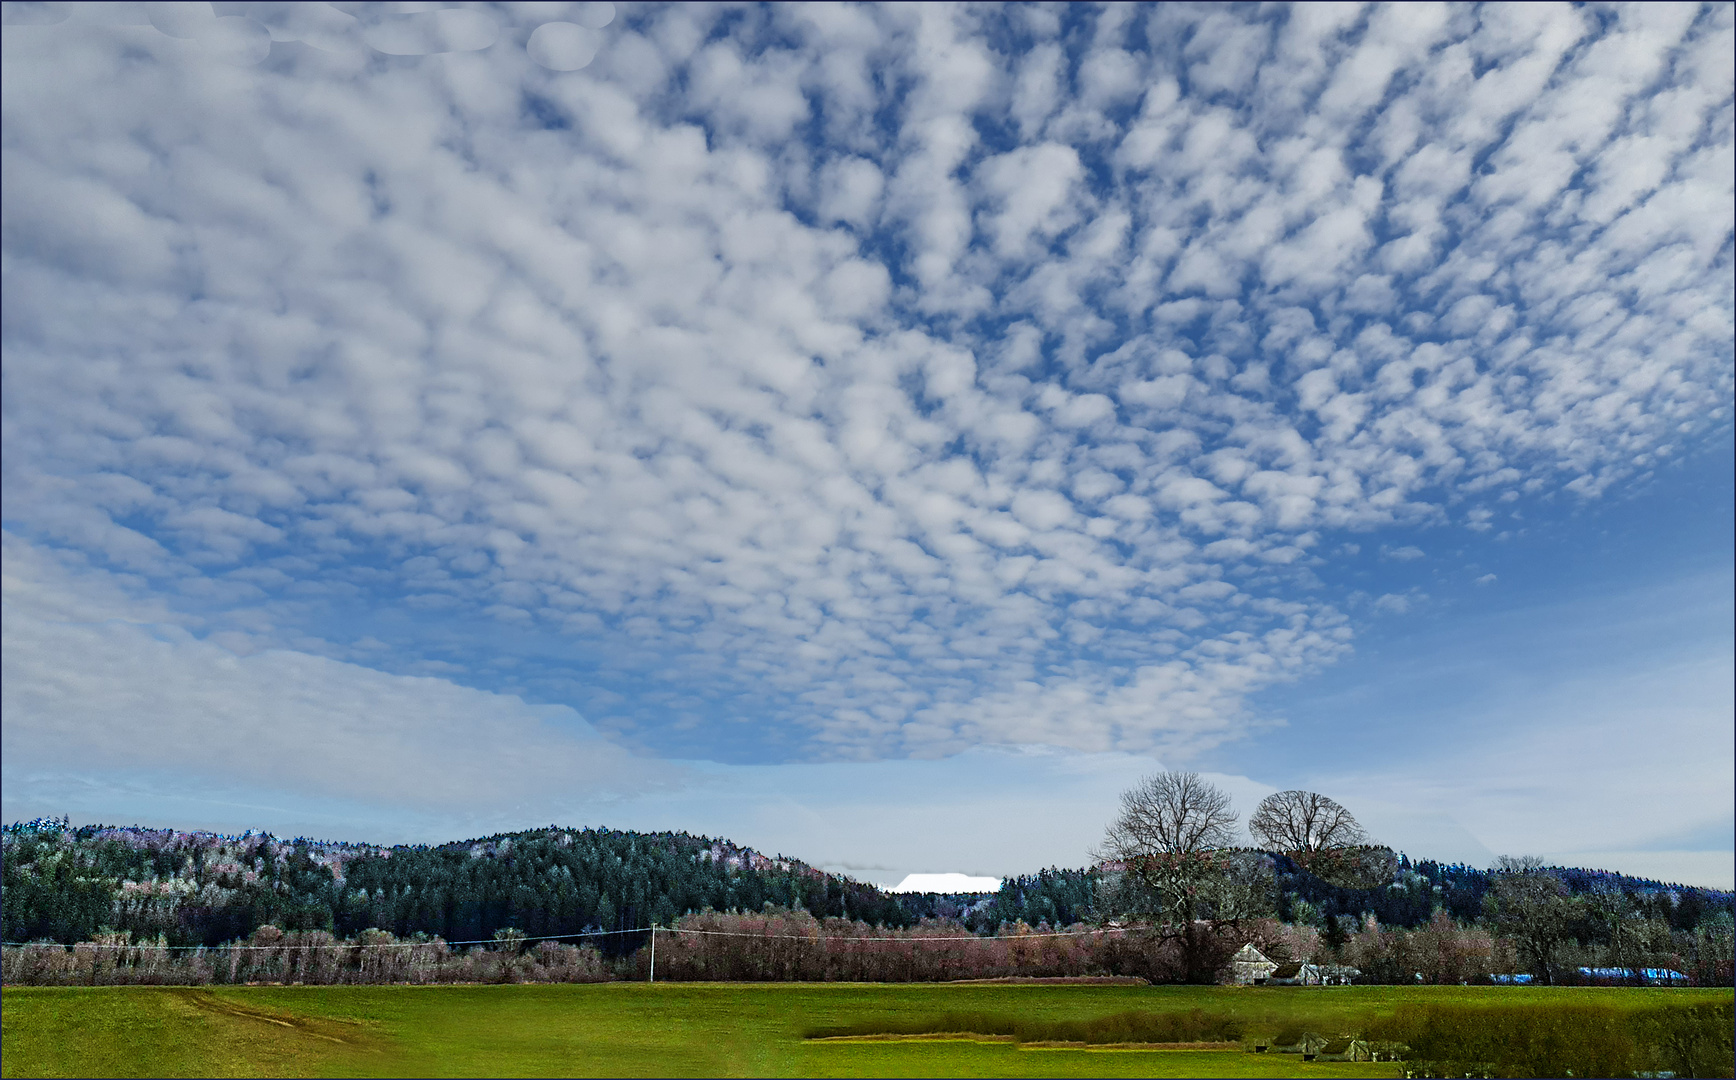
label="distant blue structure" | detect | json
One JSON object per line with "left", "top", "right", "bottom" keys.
{"left": 1489, "top": 973, "right": 1535, "bottom": 985}
{"left": 1578, "top": 967, "right": 1688, "bottom": 985}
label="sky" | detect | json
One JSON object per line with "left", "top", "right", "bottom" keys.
{"left": 2, "top": 1, "right": 1732, "bottom": 890}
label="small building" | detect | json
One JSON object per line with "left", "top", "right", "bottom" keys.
{"left": 1228, "top": 943, "right": 1279, "bottom": 985}
{"left": 1269, "top": 1031, "right": 1328, "bottom": 1055}
{"left": 1489, "top": 973, "right": 1535, "bottom": 985}
{"left": 1319, "top": 1037, "right": 1374, "bottom": 1062}
{"left": 1267, "top": 961, "right": 1361, "bottom": 986}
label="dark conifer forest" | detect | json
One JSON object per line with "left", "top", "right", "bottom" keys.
{"left": 2, "top": 820, "right": 917, "bottom": 949}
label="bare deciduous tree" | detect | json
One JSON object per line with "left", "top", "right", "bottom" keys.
{"left": 1484, "top": 855, "right": 1574, "bottom": 985}
{"left": 1248, "top": 789, "right": 1395, "bottom": 889}
{"left": 1100, "top": 772, "right": 1239, "bottom": 901}
{"left": 1248, "top": 790, "right": 1369, "bottom": 853}
{"left": 1097, "top": 771, "right": 1242, "bottom": 983}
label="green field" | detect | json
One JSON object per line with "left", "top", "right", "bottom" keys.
{"left": 3, "top": 983, "right": 1729, "bottom": 1078}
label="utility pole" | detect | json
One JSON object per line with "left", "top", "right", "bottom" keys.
{"left": 648, "top": 925, "right": 656, "bottom": 983}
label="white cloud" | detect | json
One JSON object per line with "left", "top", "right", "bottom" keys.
{"left": 1, "top": 4, "right": 1730, "bottom": 776}
{"left": 527, "top": 22, "right": 601, "bottom": 72}
{"left": 816, "top": 155, "right": 884, "bottom": 228}
{"left": 1371, "top": 593, "right": 1413, "bottom": 615}
{"left": 0, "top": 538, "right": 1280, "bottom": 879}
{"left": 1, "top": 534, "right": 668, "bottom": 811}
{"left": 1009, "top": 41, "right": 1062, "bottom": 139}
{"left": 361, "top": 8, "right": 497, "bottom": 56}
{"left": 974, "top": 143, "right": 1085, "bottom": 260}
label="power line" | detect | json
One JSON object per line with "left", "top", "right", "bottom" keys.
{"left": 0, "top": 923, "right": 638, "bottom": 951}
{"left": 2, "top": 924, "right": 1134, "bottom": 952}
{"left": 661, "top": 925, "right": 1132, "bottom": 942}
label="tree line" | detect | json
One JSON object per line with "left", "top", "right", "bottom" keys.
{"left": 4, "top": 802, "right": 1732, "bottom": 988}
{"left": 1092, "top": 774, "right": 1733, "bottom": 986}
{"left": 0, "top": 909, "right": 1508, "bottom": 988}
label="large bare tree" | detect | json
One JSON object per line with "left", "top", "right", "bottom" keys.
{"left": 1248, "top": 790, "right": 1368, "bottom": 852}
{"left": 1097, "top": 771, "right": 1245, "bottom": 982}
{"left": 1101, "top": 772, "right": 1238, "bottom": 884}
{"left": 1248, "top": 789, "right": 1395, "bottom": 889}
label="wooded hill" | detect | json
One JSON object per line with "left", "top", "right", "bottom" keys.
{"left": 4, "top": 818, "right": 1731, "bottom": 952}
{"left": 3, "top": 820, "right": 909, "bottom": 949}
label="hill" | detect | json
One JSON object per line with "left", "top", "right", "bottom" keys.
{"left": 1, "top": 819, "right": 926, "bottom": 949}
{"left": 4, "top": 818, "right": 1731, "bottom": 953}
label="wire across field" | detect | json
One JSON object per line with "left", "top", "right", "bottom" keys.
{"left": 1, "top": 921, "right": 1133, "bottom": 950}
{"left": 3, "top": 982, "right": 1728, "bottom": 1079}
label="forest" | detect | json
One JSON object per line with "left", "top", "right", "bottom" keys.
{"left": 1, "top": 818, "right": 913, "bottom": 949}
{"left": 3, "top": 817, "right": 1732, "bottom": 987}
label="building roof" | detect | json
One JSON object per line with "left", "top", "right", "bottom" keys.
{"left": 1232, "top": 943, "right": 1275, "bottom": 964}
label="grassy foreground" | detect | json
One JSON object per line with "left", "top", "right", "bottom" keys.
{"left": 4, "top": 983, "right": 1729, "bottom": 1078}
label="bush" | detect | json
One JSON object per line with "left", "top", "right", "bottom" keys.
{"left": 1, "top": 927, "right": 612, "bottom": 986}
{"left": 1629, "top": 1001, "right": 1735, "bottom": 1079}
{"left": 643, "top": 907, "right": 1130, "bottom": 982}
{"left": 1369, "top": 1001, "right": 1735, "bottom": 1079}
{"left": 806, "top": 1008, "right": 1244, "bottom": 1045}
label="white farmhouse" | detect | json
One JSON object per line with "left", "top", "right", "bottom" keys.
{"left": 1227, "top": 943, "right": 1279, "bottom": 984}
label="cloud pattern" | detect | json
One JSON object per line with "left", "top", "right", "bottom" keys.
{"left": 2, "top": 2, "right": 1731, "bottom": 764}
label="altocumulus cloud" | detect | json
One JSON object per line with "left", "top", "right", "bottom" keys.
{"left": 1, "top": 4, "right": 1731, "bottom": 801}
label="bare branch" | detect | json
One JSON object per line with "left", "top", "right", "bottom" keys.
{"left": 1099, "top": 771, "right": 1238, "bottom": 862}
{"left": 1247, "top": 790, "right": 1368, "bottom": 853}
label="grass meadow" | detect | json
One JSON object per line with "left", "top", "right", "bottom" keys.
{"left": 3, "top": 982, "right": 1730, "bottom": 1078}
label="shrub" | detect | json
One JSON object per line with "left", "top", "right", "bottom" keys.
{"left": 1629, "top": 1001, "right": 1735, "bottom": 1079}
{"left": 806, "top": 1008, "right": 1244, "bottom": 1045}
{"left": 1, "top": 928, "right": 612, "bottom": 986}
{"left": 1368, "top": 1001, "right": 1735, "bottom": 1079}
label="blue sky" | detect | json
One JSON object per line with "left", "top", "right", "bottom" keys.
{"left": 2, "top": 1, "right": 1731, "bottom": 888}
